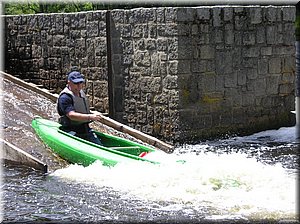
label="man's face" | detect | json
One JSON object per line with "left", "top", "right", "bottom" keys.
{"left": 68, "top": 80, "right": 84, "bottom": 96}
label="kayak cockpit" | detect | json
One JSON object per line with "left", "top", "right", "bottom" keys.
{"left": 58, "top": 129, "right": 153, "bottom": 158}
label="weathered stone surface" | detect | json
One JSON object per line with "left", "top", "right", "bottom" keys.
{"left": 4, "top": 6, "right": 296, "bottom": 144}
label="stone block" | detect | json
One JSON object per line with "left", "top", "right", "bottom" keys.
{"left": 281, "top": 72, "right": 295, "bottom": 84}
{"left": 224, "top": 72, "right": 237, "bottom": 88}
{"left": 149, "top": 24, "right": 157, "bottom": 38}
{"left": 196, "top": 7, "right": 211, "bottom": 21}
{"left": 268, "top": 57, "right": 282, "bottom": 74}
{"left": 282, "top": 7, "right": 295, "bottom": 22}
{"left": 237, "top": 71, "right": 246, "bottom": 86}
{"left": 243, "top": 46, "right": 260, "bottom": 58}
{"left": 279, "top": 83, "right": 293, "bottom": 95}
{"left": 201, "top": 75, "right": 216, "bottom": 92}
{"left": 191, "top": 60, "right": 206, "bottom": 73}
{"left": 52, "top": 35, "right": 66, "bottom": 46}
{"left": 165, "top": 8, "right": 177, "bottom": 23}
{"left": 168, "top": 90, "right": 180, "bottom": 109}
{"left": 234, "top": 14, "right": 247, "bottom": 30}
{"left": 242, "top": 94, "right": 255, "bottom": 107}
{"left": 178, "top": 24, "right": 190, "bottom": 36}
{"left": 243, "top": 31, "right": 256, "bottom": 45}
{"left": 163, "top": 75, "right": 177, "bottom": 89}
{"left": 214, "top": 29, "right": 223, "bottom": 44}
{"left": 126, "top": 8, "right": 147, "bottom": 24}
{"left": 213, "top": 8, "right": 222, "bottom": 27}
{"left": 156, "top": 8, "right": 165, "bottom": 23}
{"left": 191, "top": 24, "right": 198, "bottom": 36}
{"left": 157, "top": 38, "right": 168, "bottom": 51}
{"left": 121, "top": 39, "right": 134, "bottom": 54}
{"left": 157, "top": 24, "right": 166, "bottom": 37}
{"left": 258, "top": 58, "right": 269, "bottom": 75}
{"left": 216, "top": 51, "right": 232, "bottom": 74}
{"left": 282, "top": 57, "right": 296, "bottom": 73}
{"left": 132, "top": 24, "right": 145, "bottom": 38}
{"left": 153, "top": 92, "right": 168, "bottom": 105}
{"left": 38, "top": 15, "right": 51, "bottom": 30}
{"left": 254, "top": 78, "right": 266, "bottom": 96}
{"left": 134, "top": 51, "right": 151, "bottom": 67}
{"left": 266, "top": 26, "right": 276, "bottom": 44}
{"left": 177, "top": 8, "right": 195, "bottom": 22}
{"left": 273, "top": 46, "right": 295, "bottom": 56}
{"left": 283, "top": 23, "right": 296, "bottom": 45}
{"left": 168, "top": 38, "right": 179, "bottom": 60}
{"left": 200, "top": 45, "right": 215, "bottom": 59}
{"left": 250, "top": 7, "right": 262, "bottom": 24}
{"left": 224, "top": 7, "right": 233, "bottom": 22}
{"left": 234, "top": 31, "right": 243, "bottom": 45}
{"left": 261, "top": 47, "right": 272, "bottom": 56}
{"left": 99, "top": 21, "right": 106, "bottom": 36}
{"left": 32, "top": 45, "right": 42, "bottom": 58}
{"left": 165, "top": 24, "right": 178, "bottom": 36}
{"left": 265, "top": 7, "right": 278, "bottom": 22}
{"left": 256, "top": 26, "right": 265, "bottom": 44}
{"left": 111, "top": 10, "right": 125, "bottom": 23}
{"left": 266, "top": 74, "right": 280, "bottom": 94}
{"left": 122, "top": 54, "right": 133, "bottom": 66}
{"left": 150, "top": 53, "right": 160, "bottom": 76}
{"left": 215, "top": 76, "right": 225, "bottom": 92}
{"left": 225, "top": 27, "right": 234, "bottom": 44}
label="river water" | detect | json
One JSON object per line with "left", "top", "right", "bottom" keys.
{"left": 1, "top": 78, "right": 299, "bottom": 223}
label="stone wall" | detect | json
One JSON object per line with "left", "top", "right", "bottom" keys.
{"left": 109, "top": 6, "right": 296, "bottom": 142}
{"left": 4, "top": 11, "right": 109, "bottom": 112}
{"left": 109, "top": 8, "right": 182, "bottom": 141}
{"left": 4, "top": 6, "right": 296, "bottom": 144}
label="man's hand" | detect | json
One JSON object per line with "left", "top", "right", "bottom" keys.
{"left": 89, "top": 111, "right": 104, "bottom": 122}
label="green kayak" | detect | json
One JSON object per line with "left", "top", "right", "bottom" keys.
{"left": 31, "top": 117, "right": 163, "bottom": 167}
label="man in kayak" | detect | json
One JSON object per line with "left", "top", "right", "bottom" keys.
{"left": 57, "top": 69, "right": 103, "bottom": 145}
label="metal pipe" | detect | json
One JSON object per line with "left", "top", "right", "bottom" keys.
{"left": 296, "top": 97, "right": 300, "bottom": 137}
{"left": 295, "top": 41, "right": 300, "bottom": 141}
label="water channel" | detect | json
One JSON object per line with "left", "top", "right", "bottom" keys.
{"left": 1, "top": 77, "right": 299, "bottom": 223}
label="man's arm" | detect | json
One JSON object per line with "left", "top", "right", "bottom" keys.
{"left": 67, "top": 110, "right": 104, "bottom": 122}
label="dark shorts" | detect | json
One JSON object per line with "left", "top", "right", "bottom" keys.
{"left": 60, "top": 126, "right": 103, "bottom": 146}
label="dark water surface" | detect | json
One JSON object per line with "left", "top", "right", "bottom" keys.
{"left": 1, "top": 78, "right": 298, "bottom": 223}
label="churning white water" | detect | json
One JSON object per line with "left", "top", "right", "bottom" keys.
{"left": 51, "top": 145, "right": 297, "bottom": 220}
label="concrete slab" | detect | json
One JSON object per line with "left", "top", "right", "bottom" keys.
{"left": 1, "top": 138, "right": 47, "bottom": 173}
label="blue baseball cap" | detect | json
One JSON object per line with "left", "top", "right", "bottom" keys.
{"left": 68, "top": 71, "right": 85, "bottom": 83}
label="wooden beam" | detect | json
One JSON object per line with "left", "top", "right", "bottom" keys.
{"left": 1, "top": 71, "right": 59, "bottom": 102}
{"left": 95, "top": 116, "right": 174, "bottom": 153}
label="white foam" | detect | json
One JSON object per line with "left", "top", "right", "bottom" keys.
{"left": 51, "top": 151, "right": 297, "bottom": 219}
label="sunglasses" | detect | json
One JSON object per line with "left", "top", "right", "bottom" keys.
{"left": 73, "top": 81, "right": 84, "bottom": 84}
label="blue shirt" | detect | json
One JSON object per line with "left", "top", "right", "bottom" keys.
{"left": 57, "top": 93, "right": 74, "bottom": 116}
